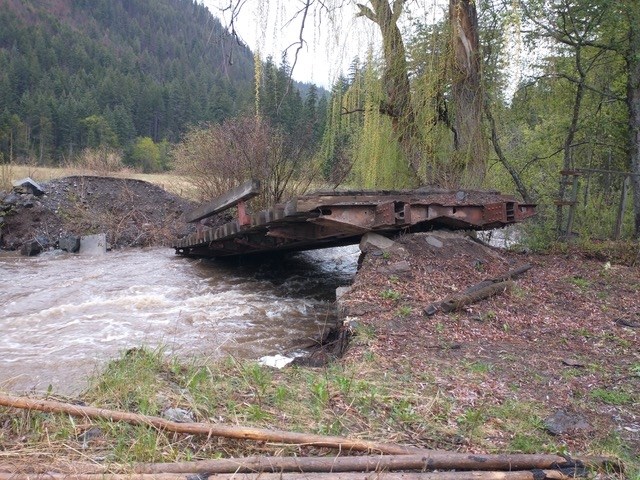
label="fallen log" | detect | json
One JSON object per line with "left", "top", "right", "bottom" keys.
{"left": 69, "top": 452, "right": 592, "bottom": 474}
{"left": 440, "top": 280, "right": 513, "bottom": 313}
{"left": 0, "top": 394, "right": 418, "bottom": 455}
{"left": 488, "top": 263, "right": 532, "bottom": 283}
{"left": 0, "top": 453, "right": 616, "bottom": 476}
{"left": 424, "top": 263, "right": 532, "bottom": 316}
{"left": 0, "top": 471, "right": 575, "bottom": 480}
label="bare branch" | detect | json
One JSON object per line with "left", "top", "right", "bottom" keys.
{"left": 287, "top": 0, "right": 312, "bottom": 79}
{"left": 518, "top": 141, "right": 590, "bottom": 176}
{"left": 520, "top": 1, "right": 622, "bottom": 53}
{"left": 341, "top": 106, "right": 366, "bottom": 115}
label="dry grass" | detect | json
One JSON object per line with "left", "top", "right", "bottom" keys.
{"left": 1, "top": 163, "right": 198, "bottom": 200}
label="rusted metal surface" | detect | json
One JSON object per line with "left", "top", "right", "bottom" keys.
{"left": 184, "top": 179, "right": 260, "bottom": 223}
{"left": 173, "top": 188, "right": 536, "bottom": 257}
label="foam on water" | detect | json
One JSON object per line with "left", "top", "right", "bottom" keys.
{"left": 0, "top": 246, "right": 358, "bottom": 394}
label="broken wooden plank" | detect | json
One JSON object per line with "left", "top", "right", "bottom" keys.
{"left": 185, "top": 180, "right": 261, "bottom": 223}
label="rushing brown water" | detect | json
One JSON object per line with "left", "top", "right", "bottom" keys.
{"left": 0, "top": 246, "right": 357, "bottom": 395}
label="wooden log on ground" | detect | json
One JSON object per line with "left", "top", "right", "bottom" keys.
{"left": 0, "top": 471, "right": 575, "bottom": 480}
{"left": 185, "top": 180, "right": 261, "bottom": 223}
{"left": 78, "top": 452, "right": 591, "bottom": 475}
{"left": 0, "top": 453, "right": 615, "bottom": 476}
{"left": 424, "top": 264, "right": 532, "bottom": 316}
{"left": 0, "top": 394, "right": 419, "bottom": 455}
{"left": 440, "top": 280, "right": 513, "bottom": 313}
{"left": 490, "top": 263, "right": 532, "bottom": 282}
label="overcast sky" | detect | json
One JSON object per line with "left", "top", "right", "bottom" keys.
{"left": 200, "top": 1, "right": 382, "bottom": 88}
{"left": 199, "top": 1, "right": 469, "bottom": 88}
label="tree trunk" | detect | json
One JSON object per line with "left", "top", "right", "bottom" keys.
{"left": 555, "top": 48, "right": 586, "bottom": 236}
{"left": 449, "top": 0, "right": 486, "bottom": 187}
{"left": 483, "top": 98, "right": 533, "bottom": 202}
{"left": 356, "top": 1, "right": 419, "bottom": 176}
{"left": 627, "top": 2, "right": 640, "bottom": 238}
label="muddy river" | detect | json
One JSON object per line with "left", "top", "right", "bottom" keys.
{"left": 0, "top": 246, "right": 358, "bottom": 395}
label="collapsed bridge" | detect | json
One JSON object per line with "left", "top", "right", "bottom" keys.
{"left": 173, "top": 181, "right": 535, "bottom": 258}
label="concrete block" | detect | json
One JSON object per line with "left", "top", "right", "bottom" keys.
{"left": 79, "top": 233, "right": 107, "bottom": 255}
{"left": 12, "top": 177, "right": 45, "bottom": 196}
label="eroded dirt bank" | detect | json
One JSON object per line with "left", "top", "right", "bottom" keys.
{"left": 338, "top": 231, "right": 639, "bottom": 458}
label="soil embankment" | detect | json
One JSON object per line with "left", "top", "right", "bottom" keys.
{"left": 0, "top": 176, "right": 195, "bottom": 251}
{"left": 337, "top": 231, "right": 639, "bottom": 457}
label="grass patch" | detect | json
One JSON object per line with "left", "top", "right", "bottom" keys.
{"left": 464, "top": 361, "right": 494, "bottom": 375}
{"left": 1, "top": 163, "right": 198, "bottom": 199}
{"left": 589, "top": 388, "right": 634, "bottom": 406}
{"left": 488, "top": 401, "right": 551, "bottom": 453}
{"left": 0, "top": 346, "right": 636, "bottom": 474}
{"left": 567, "top": 275, "right": 591, "bottom": 290}
{"left": 380, "top": 288, "right": 401, "bottom": 301}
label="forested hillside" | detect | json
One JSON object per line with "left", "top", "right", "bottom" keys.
{"left": 0, "top": 0, "right": 255, "bottom": 165}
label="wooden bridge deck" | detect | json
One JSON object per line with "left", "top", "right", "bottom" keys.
{"left": 173, "top": 188, "right": 535, "bottom": 258}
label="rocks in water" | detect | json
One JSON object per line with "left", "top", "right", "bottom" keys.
{"left": 544, "top": 409, "right": 591, "bottom": 436}
{"left": 20, "top": 237, "right": 48, "bottom": 256}
{"left": 58, "top": 235, "right": 81, "bottom": 253}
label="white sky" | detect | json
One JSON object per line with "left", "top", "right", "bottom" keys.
{"left": 200, "top": 1, "right": 449, "bottom": 88}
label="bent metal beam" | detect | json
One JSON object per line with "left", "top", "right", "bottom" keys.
{"left": 174, "top": 188, "right": 536, "bottom": 258}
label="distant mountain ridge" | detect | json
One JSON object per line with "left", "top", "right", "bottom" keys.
{"left": 0, "top": 0, "right": 255, "bottom": 163}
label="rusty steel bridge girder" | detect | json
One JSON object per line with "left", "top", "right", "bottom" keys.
{"left": 173, "top": 189, "right": 536, "bottom": 258}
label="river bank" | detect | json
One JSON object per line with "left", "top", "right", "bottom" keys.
{"left": 0, "top": 175, "right": 638, "bottom": 478}
{"left": 0, "top": 175, "right": 196, "bottom": 252}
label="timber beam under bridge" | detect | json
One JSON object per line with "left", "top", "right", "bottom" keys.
{"left": 173, "top": 184, "right": 536, "bottom": 258}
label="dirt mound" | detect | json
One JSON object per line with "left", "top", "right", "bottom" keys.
{"left": 0, "top": 176, "right": 196, "bottom": 251}
{"left": 339, "top": 231, "right": 639, "bottom": 456}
